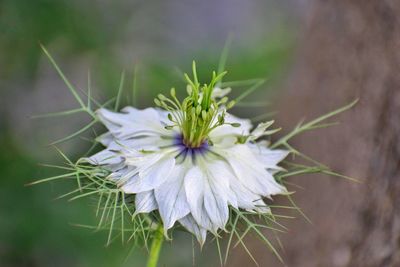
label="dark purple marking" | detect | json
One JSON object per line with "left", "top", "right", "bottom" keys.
{"left": 174, "top": 134, "right": 209, "bottom": 161}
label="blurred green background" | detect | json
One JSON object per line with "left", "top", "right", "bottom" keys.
{"left": 0, "top": 0, "right": 304, "bottom": 266}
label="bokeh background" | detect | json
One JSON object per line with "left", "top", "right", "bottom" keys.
{"left": 1, "top": 0, "right": 399, "bottom": 266}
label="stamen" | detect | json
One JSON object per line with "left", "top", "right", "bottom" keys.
{"left": 155, "top": 61, "right": 238, "bottom": 149}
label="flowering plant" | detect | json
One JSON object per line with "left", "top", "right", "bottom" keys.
{"left": 31, "top": 45, "right": 357, "bottom": 266}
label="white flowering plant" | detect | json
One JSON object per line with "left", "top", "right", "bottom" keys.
{"left": 31, "top": 45, "right": 358, "bottom": 267}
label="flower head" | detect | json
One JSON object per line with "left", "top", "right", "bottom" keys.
{"left": 86, "top": 62, "right": 288, "bottom": 245}
{"left": 33, "top": 47, "right": 358, "bottom": 266}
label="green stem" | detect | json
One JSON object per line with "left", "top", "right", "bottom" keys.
{"left": 146, "top": 225, "right": 164, "bottom": 267}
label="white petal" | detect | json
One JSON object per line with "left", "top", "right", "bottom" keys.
{"left": 123, "top": 149, "right": 164, "bottom": 167}
{"left": 212, "top": 150, "right": 278, "bottom": 212}
{"left": 184, "top": 167, "right": 214, "bottom": 232}
{"left": 203, "top": 180, "right": 229, "bottom": 230}
{"left": 116, "top": 136, "right": 174, "bottom": 152}
{"left": 95, "top": 108, "right": 120, "bottom": 132}
{"left": 155, "top": 164, "right": 190, "bottom": 230}
{"left": 135, "top": 190, "right": 158, "bottom": 213}
{"left": 249, "top": 121, "right": 275, "bottom": 141}
{"left": 96, "top": 132, "right": 114, "bottom": 146}
{"left": 212, "top": 87, "right": 231, "bottom": 98}
{"left": 228, "top": 175, "right": 261, "bottom": 210}
{"left": 108, "top": 165, "right": 136, "bottom": 183}
{"left": 214, "top": 144, "right": 287, "bottom": 196}
{"left": 96, "top": 107, "right": 172, "bottom": 139}
{"left": 250, "top": 144, "right": 289, "bottom": 170}
{"left": 85, "top": 149, "right": 122, "bottom": 165}
{"left": 209, "top": 112, "right": 252, "bottom": 146}
{"left": 122, "top": 156, "right": 175, "bottom": 193}
{"left": 205, "top": 161, "right": 237, "bottom": 209}
{"left": 185, "top": 162, "right": 230, "bottom": 232}
{"left": 179, "top": 214, "right": 207, "bottom": 247}
{"left": 252, "top": 199, "right": 271, "bottom": 214}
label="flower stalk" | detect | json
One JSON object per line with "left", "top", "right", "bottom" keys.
{"left": 147, "top": 225, "right": 164, "bottom": 267}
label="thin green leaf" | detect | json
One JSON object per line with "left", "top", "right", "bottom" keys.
{"left": 235, "top": 79, "right": 265, "bottom": 103}
{"left": 132, "top": 65, "right": 138, "bottom": 106}
{"left": 115, "top": 71, "right": 125, "bottom": 111}
{"left": 216, "top": 34, "right": 233, "bottom": 86}
{"left": 40, "top": 45, "right": 86, "bottom": 109}
{"left": 49, "top": 120, "right": 97, "bottom": 145}
{"left": 31, "top": 108, "right": 84, "bottom": 119}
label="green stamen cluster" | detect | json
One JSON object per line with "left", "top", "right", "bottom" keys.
{"left": 154, "top": 62, "right": 239, "bottom": 148}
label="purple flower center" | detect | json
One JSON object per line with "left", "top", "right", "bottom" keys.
{"left": 174, "top": 134, "right": 209, "bottom": 161}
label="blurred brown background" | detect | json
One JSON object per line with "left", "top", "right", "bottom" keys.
{"left": 1, "top": 0, "right": 399, "bottom": 266}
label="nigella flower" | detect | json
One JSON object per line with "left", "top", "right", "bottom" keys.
{"left": 86, "top": 64, "right": 289, "bottom": 245}
{"left": 33, "top": 48, "right": 358, "bottom": 267}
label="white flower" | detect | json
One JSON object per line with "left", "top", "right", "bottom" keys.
{"left": 85, "top": 65, "right": 288, "bottom": 246}
{"left": 87, "top": 106, "right": 288, "bottom": 245}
